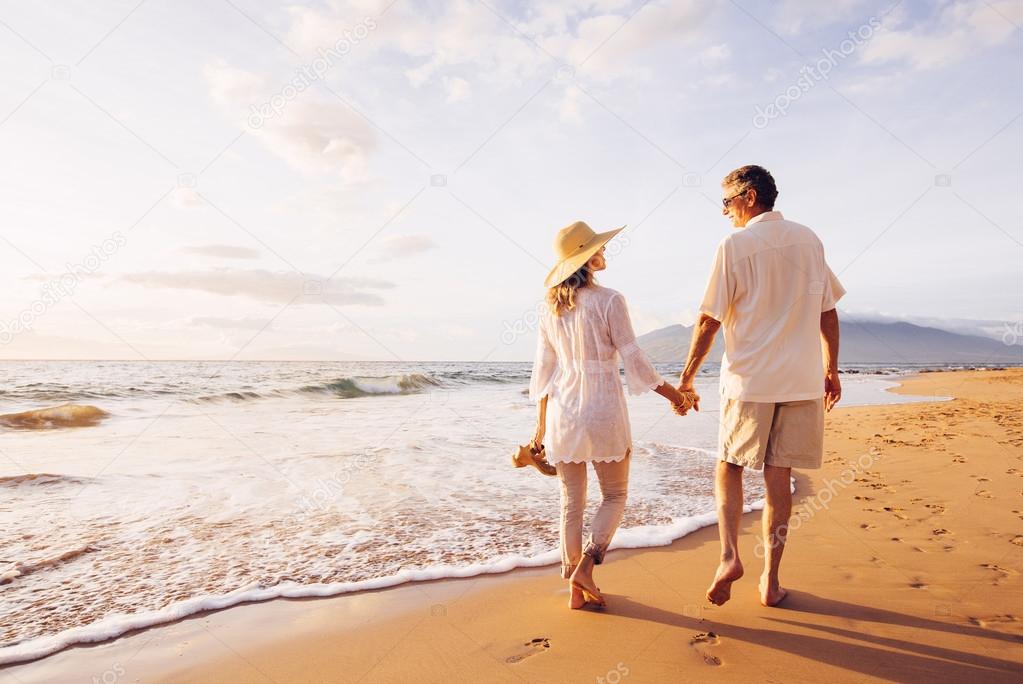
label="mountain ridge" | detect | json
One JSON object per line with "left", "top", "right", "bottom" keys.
{"left": 635, "top": 318, "right": 1023, "bottom": 364}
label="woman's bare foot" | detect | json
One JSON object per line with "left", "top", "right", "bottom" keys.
{"left": 706, "top": 557, "right": 744, "bottom": 606}
{"left": 759, "top": 575, "right": 788, "bottom": 607}
{"left": 569, "top": 583, "right": 586, "bottom": 609}
{"left": 569, "top": 556, "right": 605, "bottom": 606}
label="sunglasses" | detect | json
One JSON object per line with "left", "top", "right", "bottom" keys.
{"left": 722, "top": 189, "right": 747, "bottom": 208}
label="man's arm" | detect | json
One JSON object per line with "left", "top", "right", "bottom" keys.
{"left": 821, "top": 308, "right": 841, "bottom": 411}
{"left": 678, "top": 314, "right": 721, "bottom": 409}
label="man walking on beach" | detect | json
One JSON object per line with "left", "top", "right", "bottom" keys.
{"left": 677, "top": 165, "right": 845, "bottom": 607}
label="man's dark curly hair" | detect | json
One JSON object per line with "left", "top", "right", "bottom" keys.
{"left": 722, "top": 165, "right": 778, "bottom": 210}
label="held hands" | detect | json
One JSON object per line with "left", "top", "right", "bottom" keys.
{"left": 670, "top": 385, "right": 700, "bottom": 417}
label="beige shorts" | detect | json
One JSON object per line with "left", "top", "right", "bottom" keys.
{"left": 718, "top": 397, "right": 824, "bottom": 470}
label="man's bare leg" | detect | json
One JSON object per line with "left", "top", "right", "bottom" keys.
{"left": 760, "top": 464, "right": 792, "bottom": 606}
{"left": 707, "top": 460, "right": 745, "bottom": 605}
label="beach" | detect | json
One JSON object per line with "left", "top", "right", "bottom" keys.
{"left": 3, "top": 367, "right": 1021, "bottom": 683}
{"left": 1, "top": 360, "right": 927, "bottom": 665}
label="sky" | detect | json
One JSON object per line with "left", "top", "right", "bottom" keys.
{"left": 0, "top": 0, "right": 1021, "bottom": 361}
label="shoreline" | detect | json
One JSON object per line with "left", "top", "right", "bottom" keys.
{"left": 4, "top": 369, "right": 1023, "bottom": 682}
{"left": 0, "top": 373, "right": 911, "bottom": 668}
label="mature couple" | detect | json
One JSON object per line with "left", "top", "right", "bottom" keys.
{"left": 524, "top": 165, "right": 845, "bottom": 610}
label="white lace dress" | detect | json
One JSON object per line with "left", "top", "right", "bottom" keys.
{"left": 528, "top": 285, "right": 666, "bottom": 464}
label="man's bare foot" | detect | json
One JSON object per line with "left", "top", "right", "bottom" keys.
{"left": 759, "top": 575, "right": 788, "bottom": 607}
{"left": 569, "top": 584, "right": 586, "bottom": 609}
{"left": 706, "top": 558, "right": 744, "bottom": 606}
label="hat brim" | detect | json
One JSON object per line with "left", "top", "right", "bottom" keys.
{"left": 543, "top": 225, "right": 625, "bottom": 288}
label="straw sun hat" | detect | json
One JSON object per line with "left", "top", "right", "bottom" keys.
{"left": 543, "top": 221, "right": 625, "bottom": 288}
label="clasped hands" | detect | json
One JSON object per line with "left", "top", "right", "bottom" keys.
{"left": 670, "top": 385, "right": 700, "bottom": 417}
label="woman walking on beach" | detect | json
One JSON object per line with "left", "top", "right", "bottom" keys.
{"left": 529, "top": 221, "right": 694, "bottom": 609}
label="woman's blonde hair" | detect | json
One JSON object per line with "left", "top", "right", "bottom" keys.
{"left": 546, "top": 265, "right": 595, "bottom": 316}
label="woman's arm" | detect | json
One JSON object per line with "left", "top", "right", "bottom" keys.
{"left": 532, "top": 395, "right": 548, "bottom": 448}
{"left": 653, "top": 381, "right": 691, "bottom": 411}
{"left": 606, "top": 293, "right": 666, "bottom": 395}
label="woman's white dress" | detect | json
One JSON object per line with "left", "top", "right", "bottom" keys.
{"left": 528, "top": 285, "right": 666, "bottom": 464}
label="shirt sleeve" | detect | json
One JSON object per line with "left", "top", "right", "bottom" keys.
{"left": 698, "top": 239, "right": 732, "bottom": 322}
{"left": 821, "top": 261, "right": 846, "bottom": 312}
{"left": 528, "top": 311, "right": 557, "bottom": 403}
{"left": 606, "top": 293, "right": 665, "bottom": 396}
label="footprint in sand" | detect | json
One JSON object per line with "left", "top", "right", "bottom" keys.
{"left": 932, "top": 528, "right": 952, "bottom": 536}
{"left": 969, "top": 614, "right": 1019, "bottom": 629}
{"left": 860, "top": 523, "right": 877, "bottom": 530}
{"left": 909, "top": 578, "right": 928, "bottom": 588}
{"left": 1011, "top": 536, "right": 1023, "bottom": 547}
{"left": 689, "top": 632, "right": 722, "bottom": 666}
{"left": 975, "top": 490, "right": 994, "bottom": 499}
{"left": 883, "top": 506, "right": 909, "bottom": 520}
{"left": 981, "top": 564, "right": 1019, "bottom": 586}
{"left": 952, "top": 456, "right": 967, "bottom": 464}
{"left": 925, "top": 503, "right": 946, "bottom": 514}
{"left": 505, "top": 637, "right": 550, "bottom": 663}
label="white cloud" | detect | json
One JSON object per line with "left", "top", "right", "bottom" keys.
{"left": 859, "top": 0, "right": 1020, "bottom": 71}
{"left": 772, "top": 0, "right": 873, "bottom": 35}
{"left": 693, "top": 72, "right": 735, "bottom": 89}
{"left": 286, "top": 0, "right": 712, "bottom": 90}
{"left": 189, "top": 316, "right": 271, "bottom": 330}
{"left": 374, "top": 234, "right": 437, "bottom": 260}
{"left": 203, "top": 61, "right": 376, "bottom": 180}
{"left": 120, "top": 269, "right": 394, "bottom": 306}
{"left": 171, "top": 187, "right": 203, "bottom": 208}
{"left": 542, "top": 1, "right": 712, "bottom": 81}
{"left": 181, "top": 245, "right": 261, "bottom": 260}
{"left": 444, "top": 76, "right": 471, "bottom": 103}
{"left": 698, "top": 43, "right": 731, "bottom": 66}
{"left": 558, "top": 86, "right": 584, "bottom": 123}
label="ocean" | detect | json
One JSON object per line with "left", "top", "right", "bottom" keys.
{"left": 0, "top": 360, "right": 953, "bottom": 665}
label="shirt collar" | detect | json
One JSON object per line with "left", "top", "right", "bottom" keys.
{"left": 746, "top": 210, "right": 783, "bottom": 227}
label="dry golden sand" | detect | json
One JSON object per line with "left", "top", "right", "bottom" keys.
{"left": 4, "top": 369, "right": 1023, "bottom": 683}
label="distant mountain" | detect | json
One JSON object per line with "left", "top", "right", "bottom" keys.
{"left": 636, "top": 318, "right": 1023, "bottom": 365}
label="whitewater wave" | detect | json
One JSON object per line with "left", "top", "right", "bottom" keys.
{"left": 194, "top": 373, "right": 445, "bottom": 402}
{"left": 0, "top": 473, "right": 89, "bottom": 487}
{"left": 0, "top": 404, "right": 109, "bottom": 430}
{"left": 0, "top": 492, "right": 778, "bottom": 666}
{"left": 0, "top": 544, "right": 97, "bottom": 586}
{"left": 299, "top": 373, "right": 442, "bottom": 398}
